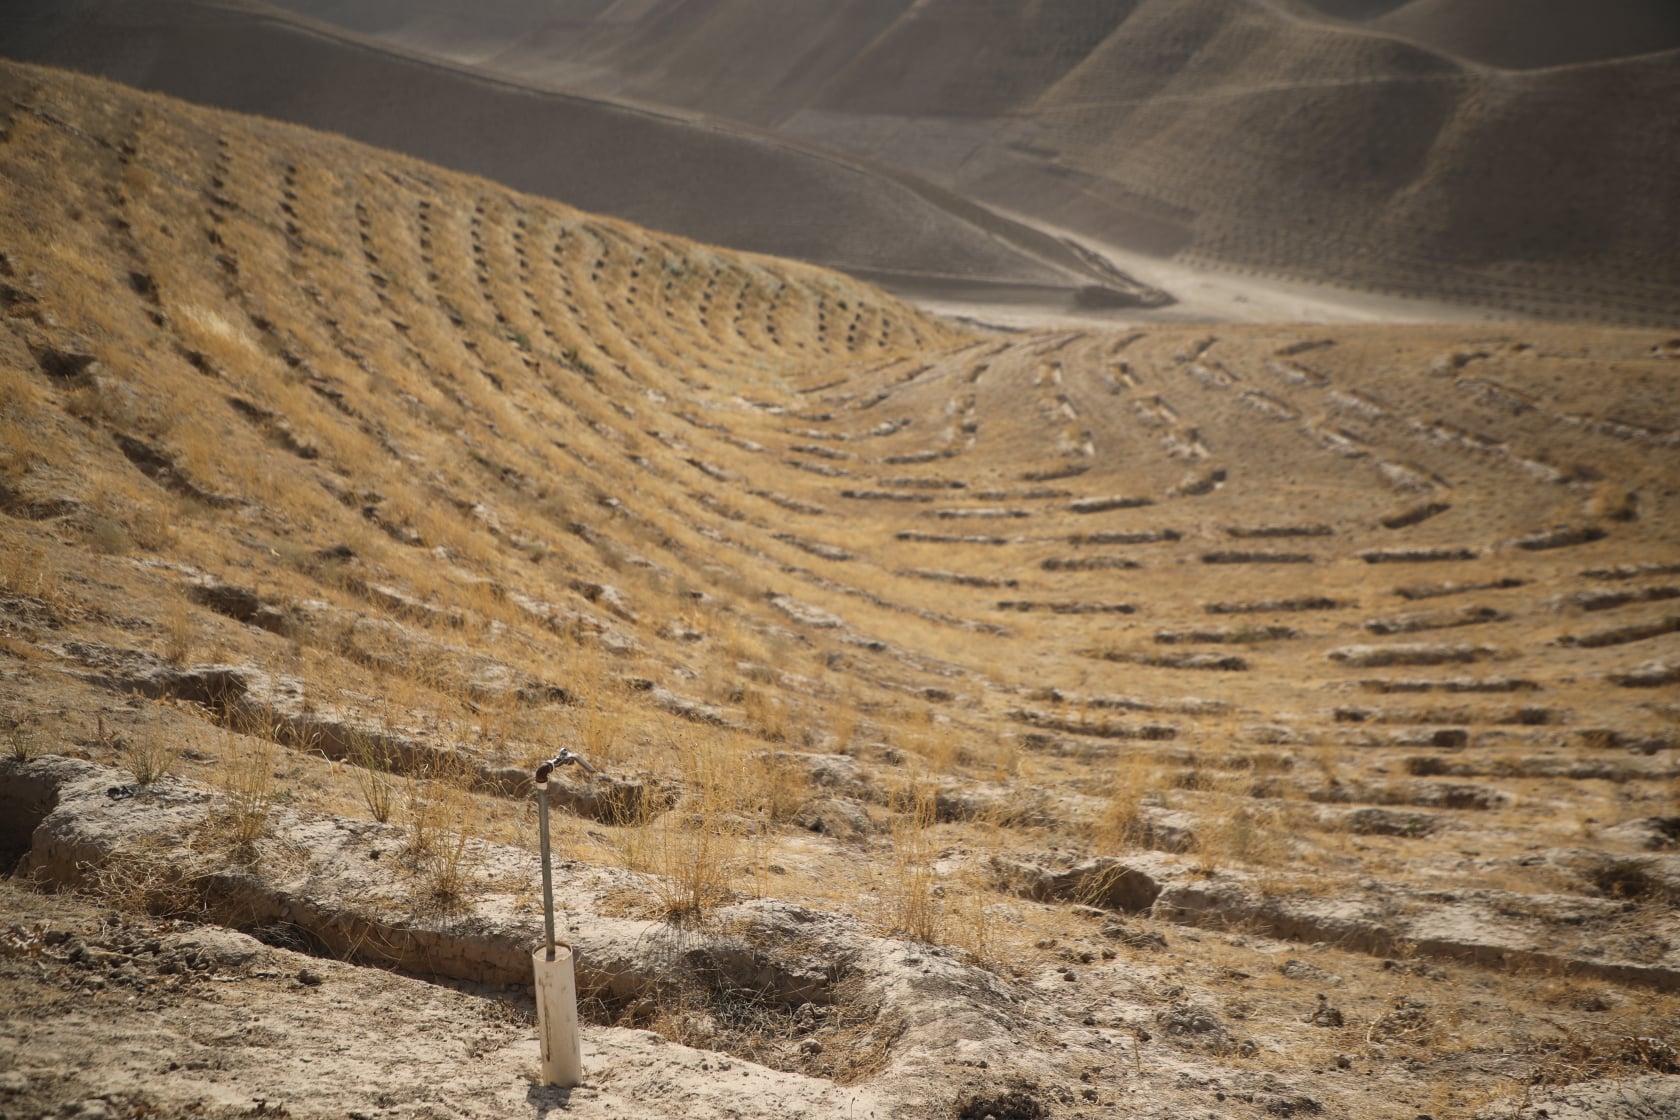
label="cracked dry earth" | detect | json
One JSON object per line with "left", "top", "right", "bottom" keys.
{"left": 2, "top": 61, "right": 1680, "bottom": 1120}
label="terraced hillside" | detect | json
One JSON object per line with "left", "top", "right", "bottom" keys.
{"left": 254, "top": 0, "right": 1680, "bottom": 327}
{"left": 0, "top": 0, "right": 1164, "bottom": 310}
{"left": 3, "top": 63, "right": 1679, "bottom": 1120}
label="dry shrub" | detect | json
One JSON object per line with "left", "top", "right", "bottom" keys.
{"left": 85, "top": 510, "right": 132, "bottom": 555}
{"left": 1091, "top": 749, "right": 1157, "bottom": 852}
{"left": 1529, "top": 1025, "right": 1680, "bottom": 1088}
{"left": 121, "top": 727, "right": 181, "bottom": 787}
{"left": 0, "top": 544, "right": 60, "bottom": 602}
{"left": 941, "top": 864, "right": 1007, "bottom": 969}
{"left": 161, "top": 595, "right": 195, "bottom": 666}
{"left": 888, "top": 775, "right": 942, "bottom": 944}
{"left": 903, "top": 721, "right": 963, "bottom": 773}
{"left": 1193, "top": 797, "right": 1291, "bottom": 872}
{"left": 174, "top": 303, "right": 263, "bottom": 369}
{"left": 0, "top": 367, "right": 49, "bottom": 476}
{"left": 403, "top": 756, "right": 481, "bottom": 909}
{"left": 568, "top": 645, "right": 625, "bottom": 768}
{"left": 605, "top": 788, "right": 659, "bottom": 875}
{"left": 126, "top": 500, "right": 176, "bottom": 552}
{"left": 607, "top": 731, "right": 751, "bottom": 922}
{"left": 1583, "top": 480, "right": 1641, "bottom": 523}
{"left": 3, "top": 709, "right": 41, "bottom": 762}
{"left": 213, "top": 732, "right": 278, "bottom": 851}
{"left": 741, "top": 686, "right": 789, "bottom": 742}
{"left": 825, "top": 691, "right": 862, "bottom": 754}
{"left": 646, "top": 813, "right": 742, "bottom": 922}
{"left": 656, "top": 734, "right": 749, "bottom": 920}
{"left": 743, "top": 747, "right": 809, "bottom": 825}
{"left": 63, "top": 378, "right": 136, "bottom": 427}
{"left": 86, "top": 832, "right": 213, "bottom": 918}
{"left": 347, "top": 728, "right": 397, "bottom": 824}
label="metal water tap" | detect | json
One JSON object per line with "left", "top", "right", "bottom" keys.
{"left": 533, "top": 748, "right": 598, "bottom": 958}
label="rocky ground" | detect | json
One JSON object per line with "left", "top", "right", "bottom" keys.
{"left": 4, "top": 754, "right": 1678, "bottom": 1120}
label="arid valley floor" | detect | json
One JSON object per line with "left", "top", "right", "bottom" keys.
{"left": 1, "top": 53, "right": 1679, "bottom": 1120}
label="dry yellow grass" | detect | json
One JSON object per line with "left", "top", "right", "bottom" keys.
{"left": 4, "top": 59, "right": 1680, "bottom": 1116}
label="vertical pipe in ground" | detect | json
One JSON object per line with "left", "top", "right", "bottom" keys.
{"left": 533, "top": 944, "right": 583, "bottom": 1088}
{"left": 533, "top": 771, "right": 582, "bottom": 1087}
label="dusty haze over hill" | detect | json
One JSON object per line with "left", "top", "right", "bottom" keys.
{"left": 4, "top": 0, "right": 1678, "bottom": 326}
{"left": 269, "top": 0, "right": 1680, "bottom": 325}
{"left": 0, "top": 0, "right": 1163, "bottom": 314}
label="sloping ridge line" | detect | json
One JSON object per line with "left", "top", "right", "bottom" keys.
{"left": 0, "top": 0, "right": 1155, "bottom": 300}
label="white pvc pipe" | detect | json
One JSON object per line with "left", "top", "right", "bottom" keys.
{"left": 533, "top": 944, "right": 583, "bottom": 1088}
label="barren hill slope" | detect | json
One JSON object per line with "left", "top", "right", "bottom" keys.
{"left": 1369, "top": 0, "right": 1680, "bottom": 69}
{"left": 0, "top": 0, "right": 1156, "bottom": 309}
{"left": 262, "top": 0, "right": 1680, "bottom": 326}
{"left": 3, "top": 62, "right": 1680, "bottom": 1120}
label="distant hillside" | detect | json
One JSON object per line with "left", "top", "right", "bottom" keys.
{"left": 253, "top": 0, "right": 1680, "bottom": 327}
{"left": 0, "top": 0, "right": 1157, "bottom": 309}
{"left": 1369, "top": 0, "right": 1680, "bottom": 69}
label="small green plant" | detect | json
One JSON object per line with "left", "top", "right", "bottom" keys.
{"left": 560, "top": 345, "right": 596, "bottom": 376}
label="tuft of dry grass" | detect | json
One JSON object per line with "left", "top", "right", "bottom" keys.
{"left": 123, "top": 733, "right": 180, "bottom": 787}
{"left": 161, "top": 595, "right": 195, "bottom": 666}
{"left": 603, "top": 729, "right": 773, "bottom": 922}
{"left": 645, "top": 812, "right": 743, "bottom": 922}
{"left": 0, "top": 544, "right": 61, "bottom": 602}
{"left": 886, "top": 774, "right": 943, "bottom": 944}
{"left": 402, "top": 756, "right": 482, "bottom": 910}
{"left": 213, "top": 732, "right": 278, "bottom": 851}
{"left": 1091, "top": 749, "right": 1157, "bottom": 853}
{"left": 347, "top": 727, "right": 398, "bottom": 824}
{"left": 3, "top": 708, "right": 41, "bottom": 762}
